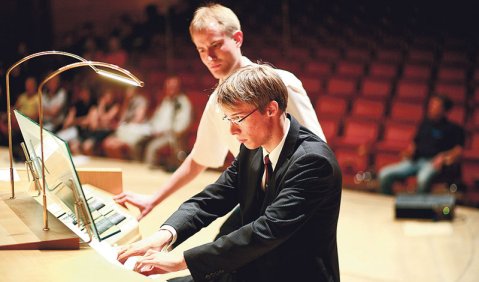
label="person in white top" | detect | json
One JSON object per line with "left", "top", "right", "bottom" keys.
{"left": 143, "top": 76, "right": 192, "bottom": 166}
{"left": 42, "top": 75, "right": 67, "bottom": 132}
{"left": 102, "top": 76, "right": 192, "bottom": 165}
{"left": 114, "top": 3, "right": 325, "bottom": 222}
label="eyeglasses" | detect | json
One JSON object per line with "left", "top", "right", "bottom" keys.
{"left": 223, "top": 108, "right": 257, "bottom": 125}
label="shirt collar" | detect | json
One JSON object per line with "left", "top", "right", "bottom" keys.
{"left": 218, "top": 56, "right": 253, "bottom": 84}
{"left": 262, "top": 117, "right": 290, "bottom": 171}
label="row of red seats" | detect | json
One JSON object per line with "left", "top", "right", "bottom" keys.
{"left": 304, "top": 75, "right": 470, "bottom": 106}
{"left": 277, "top": 58, "right": 476, "bottom": 83}
{"left": 143, "top": 64, "right": 475, "bottom": 110}
{"left": 253, "top": 42, "right": 473, "bottom": 66}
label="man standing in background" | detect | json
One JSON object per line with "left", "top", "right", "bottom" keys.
{"left": 114, "top": 4, "right": 326, "bottom": 234}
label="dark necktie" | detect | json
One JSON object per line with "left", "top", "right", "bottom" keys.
{"left": 264, "top": 154, "right": 273, "bottom": 190}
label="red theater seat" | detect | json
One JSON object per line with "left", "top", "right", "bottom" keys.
{"left": 188, "top": 90, "right": 209, "bottom": 118}
{"left": 258, "top": 46, "right": 282, "bottom": 61}
{"left": 402, "top": 64, "right": 432, "bottom": 81}
{"left": 336, "top": 148, "right": 369, "bottom": 176}
{"left": 472, "top": 69, "right": 479, "bottom": 84}
{"left": 350, "top": 98, "right": 386, "bottom": 121}
{"left": 464, "top": 133, "right": 479, "bottom": 160}
{"left": 148, "top": 70, "right": 166, "bottom": 86}
{"left": 441, "top": 50, "right": 468, "bottom": 66}
{"left": 273, "top": 60, "right": 302, "bottom": 75}
{"left": 374, "top": 123, "right": 412, "bottom": 174}
{"left": 319, "top": 118, "right": 340, "bottom": 146}
{"left": 336, "top": 60, "right": 365, "bottom": 78}
{"left": 180, "top": 72, "right": 199, "bottom": 91}
{"left": 326, "top": 76, "right": 358, "bottom": 98}
{"left": 287, "top": 47, "right": 311, "bottom": 61}
{"left": 406, "top": 48, "right": 435, "bottom": 64}
{"left": 473, "top": 88, "right": 479, "bottom": 105}
{"left": 315, "top": 96, "right": 349, "bottom": 119}
{"left": 368, "top": 62, "right": 398, "bottom": 80}
{"left": 470, "top": 110, "right": 479, "bottom": 130}
{"left": 335, "top": 118, "right": 379, "bottom": 149}
{"left": 315, "top": 46, "right": 342, "bottom": 62}
{"left": 199, "top": 74, "right": 218, "bottom": 90}
{"left": 359, "top": 77, "right": 392, "bottom": 100}
{"left": 389, "top": 101, "right": 425, "bottom": 124}
{"left": 395, "top": 79, "right": 429, "bottom": 103}
{"left": 434, "top": 82, "right": 466, "bottom": 104}
{"left": 335, "top": 120, "right": 381, "bottom": 188}
{"left": 375, "top": 48, "right": 403, "bottom": 63}
{"left": 305, "top": 61, "right": 333, "bottom": 76}
{"left": 344, "top": 47, "right": 371, "bottom": 62}
{"left": 376, "top": 121, "right": 416, "bottom": 154}
{"left": 301, "top": 76, "right": 322, "bottom": 102}
{"left": 462, "top": 133, "right": 479, "bottom": 193}
{"left": 447, "top": 107, "right": 465, "bottom": 125}
{"left": 437, "top": 66, "right": 466, "bottom": 83}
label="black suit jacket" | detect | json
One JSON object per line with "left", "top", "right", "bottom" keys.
{"left": 164, "top": 115, "right": 342, "bottom": 282}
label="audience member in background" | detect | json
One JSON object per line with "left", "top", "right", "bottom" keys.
{"left": 102, "top": 75, "right": 192, "bottom": 166}
{"left": 100, "top": 34, "right": 128, "bottom": 67}
{"left": 117, "top": 64, "right": 341, "bottom": 282}
{"left": 141, "top": 75, "right": 192, "bottom": 168}
{"left": 74, "top": 88, "right": 120, "bottom": 155}
{"left": 378, "top": 94, "right": 465, "bottom": 194}
{"left": 82, "top": 35, "right": 103, "bottom": 62}
{"left": 114, "top": 14, "right": 136, "bottom": 53}
{"left": 102, "top": 87, "right": 149, "bottom": 159}
{"left": 136, "top": 4, "right": 165, "bottom": 51}
{"left": 42, "top": 75, "right": 68, "bottom": 132}
{"left": 15, "top": 76, "right": 39, "bottom": 120}
{"left": 57, "top": 85, "right": 96, "bottom": 144}
{"left": 114, "top": 3, "right": 325, "bottom": 223}
{"left": 11, "top": 77, "right": 39, "bottom": 160}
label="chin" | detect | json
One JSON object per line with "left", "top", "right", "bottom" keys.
{"left": 243, "top": 143, "right": 260, "bottom": 150}
{"left": 208, "top": 70, "right": 221, "bottom": 79}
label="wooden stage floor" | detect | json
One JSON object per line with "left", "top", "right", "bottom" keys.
{"left": 1, "top": 148, "right": 478, "bottom": 281}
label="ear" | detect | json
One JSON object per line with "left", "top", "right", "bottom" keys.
{"left": 266, "top": 100, "right": 279, "bottom": 117}
{"left": 232, "top": 31, "right": 243, "bottom": 47}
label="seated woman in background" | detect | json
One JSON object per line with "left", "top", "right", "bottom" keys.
{"left": 102, "top": 87, "right": 149, "bottom": 159}
{"left": 42, "top": 74, "right": 68, "bottom": 132}
{"left": 71, "top": 87, "right": 120, "bottom": 155}
{"left": 57, "top": 85, "right": 96, "bottom": 150}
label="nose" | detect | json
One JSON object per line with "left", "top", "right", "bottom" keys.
{"left": 207, "top": 48, "right": 216, "bottom": 61}
{"left": 229, "top": 122, "right": 240, "bottom": 135}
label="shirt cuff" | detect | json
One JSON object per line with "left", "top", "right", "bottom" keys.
{"left": 159, "top": 225, "right": 177, "bottom": 250}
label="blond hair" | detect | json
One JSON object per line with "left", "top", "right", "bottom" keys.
{"left": 189, "top": 3, "right": 241, "bottom": 37}
{"left": 216, "top": 64, "right": 288, "bottom": 113}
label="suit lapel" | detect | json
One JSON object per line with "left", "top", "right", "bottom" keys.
{"left": 243, "top": 148, "right": 265, "bottom": 222}
{"left": 262, "top": 115, "right": 301, "bottom": 210}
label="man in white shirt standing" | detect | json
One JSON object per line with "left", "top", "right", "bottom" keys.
{"left": 114, "top": 3, "right": 325, "bottom": 228}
